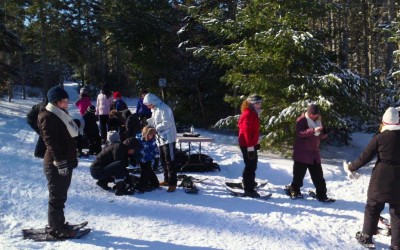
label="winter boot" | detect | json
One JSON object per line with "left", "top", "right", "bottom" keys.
{"left": 114, "top": 181, "right": 134, "bottom": 196}
{"left": 284, "top": 184, "right": 303, "bottom": 199}
{"left": 356, "top": 231, "right": 375, "bottom": 249}
{"left": 167, "top": 186, "right": 176, "bottom": 192}
{"left": 244, "top": 190, "right": 261, "bottom": 198}
{"left": 48, "top": 225, "right": 77, "bottom": 239}
{"left": 159, "top": 181, "right": 169, "bottom": 187}
{"left": 316, "top": 195, "right": 336, "bottom": 203}
{"left": 96, "top": 179, "right": 111, "bottom": 191}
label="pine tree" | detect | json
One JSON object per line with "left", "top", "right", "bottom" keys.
{"left": 192, "top": 0, "right": 374, "bottom": 155}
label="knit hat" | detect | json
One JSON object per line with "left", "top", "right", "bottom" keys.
{"left": 142, "top": 125, "right": 157, "bottom": 140}
{"left": 307, "top": 104, "right": 320, "bottom": 115}
{"left": 87, "top": 105, "right": 95, "bottom": 113}
{"left": 382, "top": 107, "right": 399, "bottom": 125}
{"left": 80, "top": 87, "right": 88, "bottom": 95}
{"left": 113, "top": 91, "right": 122, "bottom": 99}
{"left": 107, "top": 130, "right": 120, "bottom": 143}
{"left": 47, "top": 86, "right": 69, "bottom": 103}
{"left": 246, "top": 94, "right": 263, "bottom": 104}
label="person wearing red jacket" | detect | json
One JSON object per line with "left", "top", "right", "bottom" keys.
{"left": 238, "top": 94, "right": 263, "bottom": 197}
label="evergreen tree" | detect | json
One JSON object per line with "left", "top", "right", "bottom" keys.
{"left": 192, "top": 0, "right": 374, "bottom": 155}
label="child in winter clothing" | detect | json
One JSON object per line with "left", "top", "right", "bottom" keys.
{"left": 112, "top": 91, "right": 128, "bottom": 111}
{"left": 73, "top": 118, "right": 86, "bottom": 158}
{"left": 136, "top": 89, "right": 152, "bottom": 121}
{"left": 26, "top": 100, "right": 48, "bottom": 158}
{"left": 107, "top": 109, "right": 124, "bottom": 132}
{"left": 135, "top": 125, "right": 160, "bottom": 192}
{"left": 75, "top": 88, "right": 92, "bottom": 116}
{"left": 83, "top": 105, "right": 102, "bottom": 155}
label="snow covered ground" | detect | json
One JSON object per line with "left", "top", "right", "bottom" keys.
{"left": 0, "top": 83, "right": 392, "bottom": 249}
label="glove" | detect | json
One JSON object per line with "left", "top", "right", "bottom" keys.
{"left": 247, "top": 147, "right": 256, "bottom": 160}
{"left": 54, "top": 160, "right": 69, "bottom": 176}
{"left": 343, "top": 161, "right": 360, "bottom": 179}
{"left": 255, "top": 144, "right": 261, "bottom": 151}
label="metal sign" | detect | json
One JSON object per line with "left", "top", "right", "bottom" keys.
{"left": 158, "top": 78, "right": 167, "bottom": 87}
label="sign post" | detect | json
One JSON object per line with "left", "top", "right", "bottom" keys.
{"left": 158, "top": 78, "right": 167, "bottom": 101}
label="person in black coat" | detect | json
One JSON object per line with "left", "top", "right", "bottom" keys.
{"left": 26, "top": 100, "right": 47, "bottom": 158}
{"left": 125, "top": 111, "right": 141, "bottom": 139}
{"left": 90, "top": 131, "right": 141, "bottom": 195}
{"left": 38, "top": 85, "right": 79, "bottom": 238}
{"left": 344, "top": 107, "right": 400, "bottom": 249}
{"left": 83, "top": 105, "right": 102, "bottom": 155}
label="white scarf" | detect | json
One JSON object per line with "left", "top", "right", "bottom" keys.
{"left": 305, "top": 112, "right": 322, "bottom": 136}
{"left": 46, "top": 103, "right": 79, "bottom": 138}
{"left": 381, "top": 124, "right": 400, "bottom": 132}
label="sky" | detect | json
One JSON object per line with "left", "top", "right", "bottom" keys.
{"left": 0, "top": 82, "right": 393, "bottom": 249}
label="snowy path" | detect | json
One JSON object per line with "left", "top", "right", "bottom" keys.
{"left": 0, "top": 83, "right": 390, "bottom": 249}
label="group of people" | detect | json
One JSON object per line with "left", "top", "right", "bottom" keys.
{"left": 239, "top": 96, "right": 399, "bottom": 249}
{"left": 27, "top": 85, "right": 399, "bottom": 248}
{"left": 28, "top": 84, "right": 178, "bottom": 239}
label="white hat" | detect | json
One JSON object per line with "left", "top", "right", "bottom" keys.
{"left": 107, "top": 130, "right": 120, "bottom": 143}
{"left": 382, "top": 107, "right": 399, "bottom": 125}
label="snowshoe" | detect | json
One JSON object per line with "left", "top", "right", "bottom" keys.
{"left": 226, "top": 186, "right": 272, "bottom": 200}
{"left": 356, "top": 231, "right": 375, "bottom": 249}
{"left": 114, "top": 181, "right": 135, "bottom": 196}
{"left": 243, "top": 190, "right": 261, "bottom": 198}
{"left": 225, "top": 180, "right": 268, "bottom": 190}
{"left": 284, "top": 185, "right": 303, "bottom": 199}
{"left": 308, "top": 190, "right": 335, "bottom": 203}
{"left": 22, "top": 222, "right": 91, "bottom": 241}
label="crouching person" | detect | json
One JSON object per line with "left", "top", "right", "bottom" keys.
{"left": 90, "top": 130, "right": 140, "bottom": 196}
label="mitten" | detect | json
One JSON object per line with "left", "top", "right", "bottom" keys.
{"left": 54, "top": 160, "right": 69, "bottom": 176}
{"left": 247, "top": 147, "right": 256, "bottom": 160}
{"left": 255, "top": 144, "right": 261, "bottom": 151}
{"left": 343, "top": 161, "right": 360, "bottom": 179}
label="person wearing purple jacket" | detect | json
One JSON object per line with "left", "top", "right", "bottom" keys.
{"left": 285, "top": 104, "right": 332, "bottom": 202}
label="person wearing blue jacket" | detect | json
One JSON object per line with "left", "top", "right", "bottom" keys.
{"left": 136, "top": 89, "right": 152, "bottom": 121}
{"left": 135, "top": 125, "right": 160, "bottom": 192}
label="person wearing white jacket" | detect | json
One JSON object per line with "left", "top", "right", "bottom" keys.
{"left": 143, "top": 93, "right": 177, "bottom": 192}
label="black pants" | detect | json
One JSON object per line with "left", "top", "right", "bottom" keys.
{"left": 138, "top": 161, "right": 159, "bottom": 187}
{"left": 363, "top": 198, "right": 400, "bottom": 247}
{"left": 75, "top": 134, "right": 83, "bottom": 154}
{"left": 87, "top": 133, "right": 102, "bottom": 155}
{"left": 98, "top": 115, "right": 109, "bottom": 140}
{"left": 90, "top": 161, "right": 127, "bottom": 181}
{"left": 159, "top": 143, "right": 177, "bottom": 186}
{"left": 44, "top": 164, "right": 73, "bottom": 229}
{"left": 291, "top": 161, "right": 327, "bottom": 199}
{"left": 240, "top": 147, "right": 258, "bottom": 192}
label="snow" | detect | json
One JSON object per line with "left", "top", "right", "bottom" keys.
{"left": 0, "top": 82, "right": 393, "bottom": 249}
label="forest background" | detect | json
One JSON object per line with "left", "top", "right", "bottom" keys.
{"left": 1, "top": 0, "right": 400, "bottom": 155}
